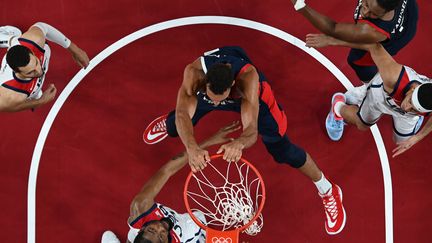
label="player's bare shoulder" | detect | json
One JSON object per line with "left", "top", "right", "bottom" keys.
{"left": 182, "top": 58, "right": 205, "bottom": 96}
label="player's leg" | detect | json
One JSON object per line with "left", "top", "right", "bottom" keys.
{"left": 165, "top": 107, "right": 213, "bottom": 137}
{"left": 0, "top": 26, "right": 22, "bottom": 48}
{"left": 143, "top": 99, "right": 214, "bottom": 144}
{"left": 258, "top": 92, "right": 346, "bottom": 234}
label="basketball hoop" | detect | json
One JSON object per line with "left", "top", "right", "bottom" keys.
{"left": 183, "top": 154, "right": 266, "bottom": 243}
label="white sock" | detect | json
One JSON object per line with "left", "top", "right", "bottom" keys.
{"left": 334, "top": 101, "right": 345, "bottom": 118}
{"left": 314, "top": 173, "right": 332, "bottom": 195}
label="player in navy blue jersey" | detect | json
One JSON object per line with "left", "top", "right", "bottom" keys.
{"left": 143, "top": 46, "right": 346, "bottom": 235}
{"left": 290, "top": 0, "right": 418, "bottom": 82}
{"left": 290, "top": 0, "right": 419, "bottom": 140}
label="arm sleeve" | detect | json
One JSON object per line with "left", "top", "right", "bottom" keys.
{"left": 32, "top": 22, "right": 71, "bottom": 48}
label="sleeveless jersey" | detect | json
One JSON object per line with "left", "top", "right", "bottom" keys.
{"left": 370, "top": 65, "right": 430, "bottom": 116}
{"left": 0, "top": 37, "right": 51, "bottom": 99}
{"left": 349, "top": 0, "right": 418, "bottom": 66}
{"left": 128, "top": 203, "right": 205, "bottom": 243}
{"left": 198, "top": 46, "right": 266, "bottom": 110}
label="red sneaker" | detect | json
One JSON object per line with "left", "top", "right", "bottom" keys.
{"left": 320, "top": 183, "right": 346, "bottom": 235}
{"left": 143, "top": 114, "right": 168, "bottom": 144}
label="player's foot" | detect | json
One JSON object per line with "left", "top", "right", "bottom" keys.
{"left": 319, "top": 183, "right": 346, "bottom": 235}
{"left": 325, "top": 93, "right": 346, "bottom": 141}
{"left": 0, "top": 26, "right": 22, "bottom": 48}
{"left": 345, "top": 84, "right": 367, "bottom": 105}
{"left": 414, "top": 116, "right": 424, "bottom": 134}
{"left": 143, "top": 114, "right": 168, "bottom": 144}
{"left": 101, "top": 230, "right": 120, "bottom": 243}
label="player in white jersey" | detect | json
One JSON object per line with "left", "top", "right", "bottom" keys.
{"left": 101, "top": 122, "right": 241, "bottom": 243}
{"left": 324, "top": 42, "right": 432, "bottom": 157}
{"left": 0, "top": 23, "right": 89, "bottom": 112}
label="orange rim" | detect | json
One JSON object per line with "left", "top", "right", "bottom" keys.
{"left": 183, "top": 154, "right": 266, "bottom": 233}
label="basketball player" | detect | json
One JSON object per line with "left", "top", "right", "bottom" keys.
{"left": 323, "top": 41, "right": 432, "bottom": 157}
{"left": 101, "top": 121, "right": 241, "bottom": 243}
{"left": 144, "top": 46, "right": 346, "bottom": 235}
{"left": 0, "top": 23, "right": 89, "bottom": 112}
{"left": 290, "top": 0, "right": 419, "bottom": 140}
{"left": 290, "top": 0, "right": 418, "bottom": 82}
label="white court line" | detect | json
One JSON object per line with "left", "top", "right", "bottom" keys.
{"left": 27, "top": 16, "right": 392, "bottom": 243}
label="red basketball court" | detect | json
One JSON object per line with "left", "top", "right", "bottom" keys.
{"left": 1, "top": 1, "right": 431, "bottom": 242}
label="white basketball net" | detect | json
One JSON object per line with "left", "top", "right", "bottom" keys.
{"left": 186, "top": 160, "right": 264, "bottom": 235}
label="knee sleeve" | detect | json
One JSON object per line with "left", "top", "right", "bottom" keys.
{"left": 263, "top": 136, "right": 306, "bottom": 168}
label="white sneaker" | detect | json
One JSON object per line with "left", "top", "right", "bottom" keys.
{"left": 345, "top": 84, "right": 367, "bottom": 105}
{"left": 101, "top": 231, "right": 120, "bottom": 243}
{"left": 0, "top": 26, "right": 22, "bottom": 48}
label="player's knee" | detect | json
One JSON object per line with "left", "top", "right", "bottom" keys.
{"left": 356, "top": 122, "right": 370, "bottom": 131}
{"left": 264, "top": 137, "right": 306, "bottom": 168}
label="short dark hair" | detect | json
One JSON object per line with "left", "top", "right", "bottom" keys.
{"left": 205, "top": 63, "right": 234, "bottom": 95}
{"left": 418, "top": 83, "right": 432, "bottom": 111}
{"left": 133, "top": 231, "right": 153, "bottom": 243}
{"left": 376, "top": 0, "right": 401, "bottom": 12}
{"left": 6, "top": 45, "right": 32, "bottom": 72}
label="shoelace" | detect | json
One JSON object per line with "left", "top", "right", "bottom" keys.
{"left": 329, "top": 113, "right": 344, "bottom": 130}
{"left": 330, "top": 119, "right": 344, "bottom": 130}
{"left": 152, "top": 119, "right": 167, "bottom": 132}
{"left": 323, "top": 193, "right": 339, "bottom": 220}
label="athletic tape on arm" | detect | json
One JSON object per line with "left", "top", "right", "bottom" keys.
{"left": 32, "top": 22, "right": 71, "bottom": 48}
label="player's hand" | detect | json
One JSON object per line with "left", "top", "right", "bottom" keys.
{"left": 39, "top": 84, "right": 57, "bottom": 104}
{"left": 305, "top": 33, "right": 335, "bottom": 48}
{"left": 216, "top": 139, "right": 245, "bottom": 162}
{"left": 392, "top": 135, "right": 421, "bottom": 158}
{"left": 187, "top": 146, "right": 210, "bottom": 173}
{"left": 68, "top": 42, "right": 90, "bottom": 69}
{"left": 204, "top": 121, "right": 241, "bottom": 146}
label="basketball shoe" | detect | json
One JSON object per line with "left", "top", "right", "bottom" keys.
{"left": 143, "top": 114, "right": 168, "bottom": 144}
{"left": 325, "top": 93, "right": 346, "bottom": 141}
{"left": 320, "top": 183, "right": 346, "bottom": 235}
{"left": 101, "top": 231, "right": 120, "bottom": 243}
{"left": 0, "top": 26, "right": 22, "bottom": 48}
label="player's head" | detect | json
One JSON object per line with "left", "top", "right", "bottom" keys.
{"left": 6, "top": 45, "right": 43, "bottom": 78}
{"left": 205, "top": 63, "right": 235, "bottom": 106}
{"left": 134, "top": 218, "right": 173, "bottom": 243}
{"left": 402, "top": 83, "right": 432, "bottom": 114}
{"left": 361, "top": 0, "right": 401, "bottom": 19}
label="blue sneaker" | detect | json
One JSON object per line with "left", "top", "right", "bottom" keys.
{"left": 326, "top": 93, "right": 346, "bottom": 141}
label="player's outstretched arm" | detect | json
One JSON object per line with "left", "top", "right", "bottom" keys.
{"left": 0, "top": 84, "right": 57, "bottom": 112}
{"left": 176, "top": 59, "right": 210, "bottom": 172}
{"left": 392, "top": 116, "right": 432, "bottom": 157}
{"left": 289, "top": 0, "right": 387, "bottom": 43}
{"left": 22, "top": 22, "right": 89, "bottom": 68}
{"left": 366, "top": 44, "right": 402, "bottom": 92}
{"left": 129, "top": 121, "right": 241, "bottom": 218}
{"left": 217, "top": 66, "right": 259, "bottom": 162}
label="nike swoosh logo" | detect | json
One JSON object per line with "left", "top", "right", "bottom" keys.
{"left": 146, "top": 131, "right": 167, "bottom": 141}
{"left": 326, "top": 212, "right": 337, "bottom": 228}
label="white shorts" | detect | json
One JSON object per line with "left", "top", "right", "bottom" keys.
{"left": 357, "top": 84, "right": 422, "bottom": 140}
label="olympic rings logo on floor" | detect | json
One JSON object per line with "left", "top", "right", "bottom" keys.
{"left": 211, "top": 237, "right": 233, "bottom": 243}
